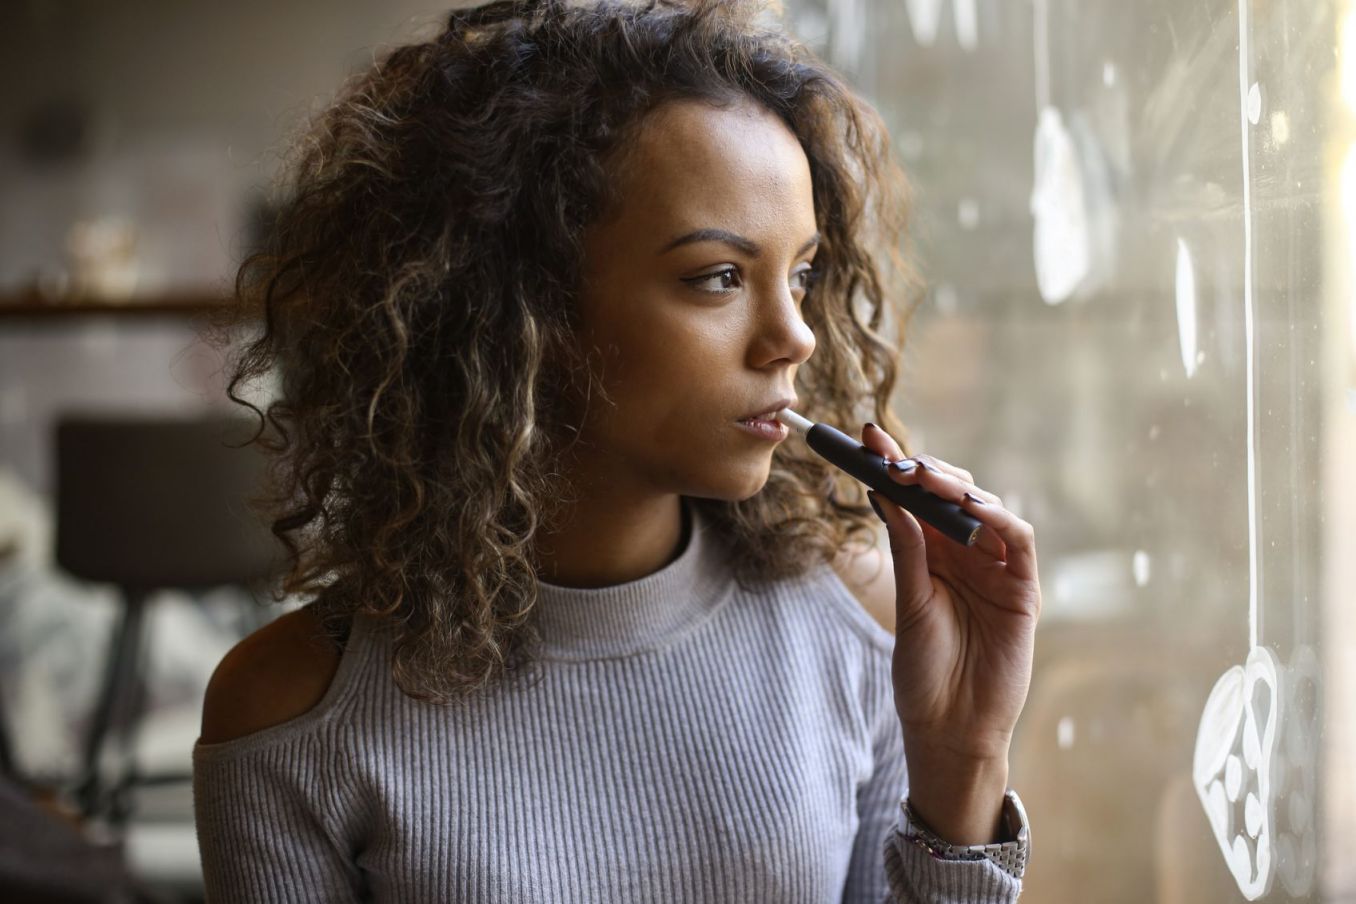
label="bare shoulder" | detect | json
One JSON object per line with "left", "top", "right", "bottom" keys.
{"left": 198, "top": 603, "right": 345, "bottom": 745}
{"left": 830, "top": 537, "right": 896, "bottom": 636}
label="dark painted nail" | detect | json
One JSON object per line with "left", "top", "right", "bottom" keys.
{"left": 889, "top": 459, "right": 917, "bottom": 473}
{"left": 963, "top": 491, "right": 986, "bottom": 505}
{"left": 865, "top": 422, "right": 880, "bottom": 432}
{"left": 867, "top": 490, "right": 888, "bottom": 524}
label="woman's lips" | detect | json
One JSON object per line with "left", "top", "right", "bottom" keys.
{"left": 737, "top": 397, "right": 797, "bottom": 421}
{"left": 735, "top": 415, "right": 789, "bottom": 442}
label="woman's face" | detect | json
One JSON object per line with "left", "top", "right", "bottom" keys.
{"left": 573, "top": 97, "right": 818, "bottom": 504}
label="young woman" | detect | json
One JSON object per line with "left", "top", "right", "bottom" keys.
{"left": 193, "top": 1, "right": 1041, "bottom": 901}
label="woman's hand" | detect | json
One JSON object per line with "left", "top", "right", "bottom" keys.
{"left": 861, "top": 423, "right": 1041, "bottom": 844}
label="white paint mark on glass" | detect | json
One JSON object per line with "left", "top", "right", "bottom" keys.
{"left": 1132, "top": 550, "right": 1151, "bottom": 587}
{"left": 1102, "top": 61, "right": 1116, "bottom": 86}
{"left": 1193, "top": 6, "right": 1283, "bottom": 896}
{"left": 904, "top": 0, "right": 978, "bottom": 51}
{"left": 952, "top": 0, "right": 978, "bottom": 49}
{"left": 1242, "top": 713, "right": 1261, "bottom": 769}
{"left": 1030, "top": 107, "right": 1089, "bottom": 304}
{"left": 1245, "top": 793, "right": 1264, "bottom": 837}
{"left": 1225, "top": 754, "right": 1243, "bottom": 800}
{"left": 1193, "top": 646, "right": 1281, "bottom": 900}
{"left": 1057, "top": 716, "right": 1075, "bottom": 750}
{"left": 1237, "top": 3, "right": 1260, "bottom": 652}
{"left": 1269, "top": 110, "right": 1290, "bottom": 145}
{"left": 1175, "top": 238, "right": 1199, "bottom": 378}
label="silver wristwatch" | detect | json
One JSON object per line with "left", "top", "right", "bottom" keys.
{"left": 898, "top": 788, "right": 1030, "bottom": 880}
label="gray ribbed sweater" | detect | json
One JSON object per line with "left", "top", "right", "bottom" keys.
{"left": 192, "top": 499, "right": 1024, "bottom": 902}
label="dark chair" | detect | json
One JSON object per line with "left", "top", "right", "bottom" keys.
{"left": 53, "top": 412, "right": 283, "bottom": 828}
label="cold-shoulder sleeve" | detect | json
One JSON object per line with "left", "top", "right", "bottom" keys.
{"left": 191, "top": 616, "right": 372, "bottom": 903}
{"left": 193, "top": 729, "right": 366, "bottom": 903}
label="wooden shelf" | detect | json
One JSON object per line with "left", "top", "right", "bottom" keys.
{"left": 0, "top": 291, "right": 252, "bottom": 321}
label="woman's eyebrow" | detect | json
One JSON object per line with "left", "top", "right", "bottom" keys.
{"left": 658, "top": 228, "right": 821, "bottom": 259}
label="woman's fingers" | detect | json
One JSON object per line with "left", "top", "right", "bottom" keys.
{"left": 891, "top": 452, "right": 1002, "bottom": 506}
{"left": 911, "top": 454, "right": 978, "bottom": 495}
{"left": 885, "top": 452, "right": 1036, "bottom": 569}
{"left": 958, "top": 491, "right": 1037, "bottom": 580}
{"left": 862, "top": 422, "right": 906, "bottom": 461}
{"left": 860, "top": 426, "right": 1036, "bottom": 576}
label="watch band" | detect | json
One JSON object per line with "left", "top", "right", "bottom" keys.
{"left": 898, "top": 788, "right": 1030, "bottom": 880}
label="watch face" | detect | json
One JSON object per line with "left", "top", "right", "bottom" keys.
{"left": 1004, "top": 789, "right": 1031, "bottom": 843}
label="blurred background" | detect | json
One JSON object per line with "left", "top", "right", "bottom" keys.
{"left": 0, "top": 0, "right": 1352, "bottom": 901}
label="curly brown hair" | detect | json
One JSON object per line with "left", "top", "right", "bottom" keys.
{"left": 208, "top": 0, "right": 921, "bottom": 704}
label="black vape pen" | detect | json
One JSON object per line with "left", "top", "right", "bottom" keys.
{"left": 775, "top": 408, "right": 982, "bottom": 547}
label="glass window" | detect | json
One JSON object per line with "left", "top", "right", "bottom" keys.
{"left": 782, "top": 0, "right": 1354, "bottom": 899}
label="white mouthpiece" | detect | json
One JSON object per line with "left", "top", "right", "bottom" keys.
{"left": 773, "top": 408, "right": 813, "bottom": 435}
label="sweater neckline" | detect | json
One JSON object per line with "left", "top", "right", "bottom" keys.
{"left": 533, "top": 497, "right": 733, "bottom": 660}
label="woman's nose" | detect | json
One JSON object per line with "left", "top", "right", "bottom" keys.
{"left": 752, "top": 284, "right": 815, "bottom": 365}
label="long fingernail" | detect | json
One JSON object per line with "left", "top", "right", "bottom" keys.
{"left": 867, "top": 490, "right": 888, "bottom": 524}
{"left": 864, "top": 422, "right": 880, "bottom": 432}
{"left": 889, "top": 459, "right": 917, "bottom": 473}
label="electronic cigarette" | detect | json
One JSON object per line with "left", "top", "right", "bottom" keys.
{"left": 774, "top": 408, "right": 982, "bottom": 547}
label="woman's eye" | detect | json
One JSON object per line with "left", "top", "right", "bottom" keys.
{"left": 683, "top": 267, "right": 742, "bottom": 294}
{"left": 681, "top": 266, "right": 820, "bottom": 296}
{"left": 795, "top": 267, "right": 820, "bottom": 292}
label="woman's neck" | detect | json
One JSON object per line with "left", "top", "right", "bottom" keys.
{"left": 532, "top": 493, "right": 688, "bottom": 589}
